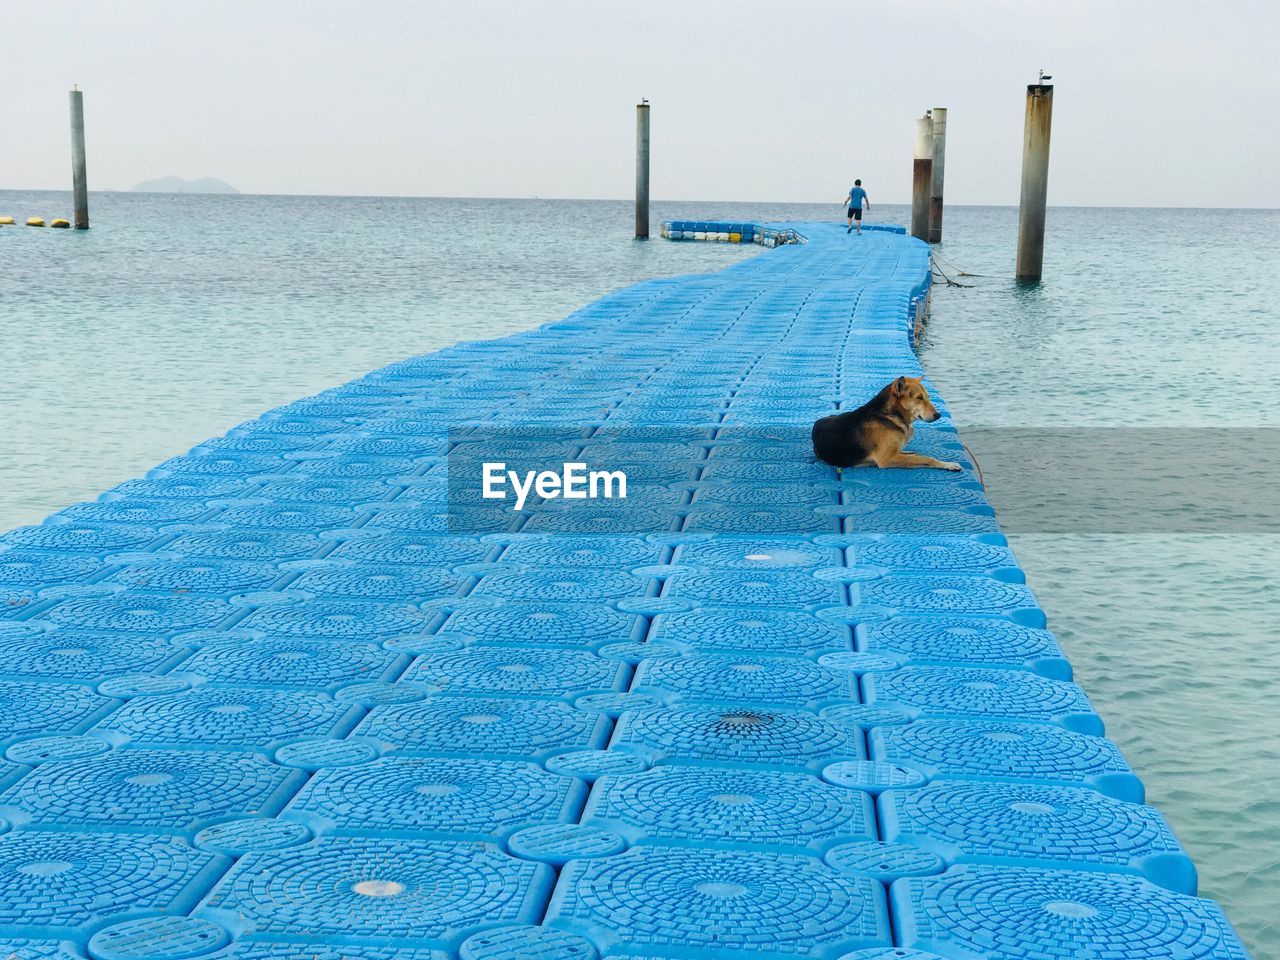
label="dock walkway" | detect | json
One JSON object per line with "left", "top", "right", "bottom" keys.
{"left": 0, "top": 223, "right": 1250, "bottom": 959}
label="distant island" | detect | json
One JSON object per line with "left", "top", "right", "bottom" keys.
{"left": 131, "top": 176, "right": 239, "bottom": 194}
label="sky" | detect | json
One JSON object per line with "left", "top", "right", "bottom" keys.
{"left": 5, "top": 0, "right": 1278, "bottom": 207}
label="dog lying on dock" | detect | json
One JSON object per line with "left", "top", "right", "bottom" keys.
{"left": 812, "top": 376, "right": 962, "bottom": 471}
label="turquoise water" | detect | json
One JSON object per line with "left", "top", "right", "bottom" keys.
{"left": 2, "top": 192, "right": 1277, "bottom": 955}
{"left": 924, "top": 205, "right": 1280, "bottom": 957}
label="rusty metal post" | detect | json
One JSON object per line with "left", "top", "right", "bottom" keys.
{"left": 70, "top": 85, "right": 89, "bottom": 229}
{"left": 928, "top": 107, "right": 947, "bottom": 243}
{"left": 911, "top": 114, "right": 933, "bottom": 242}
{"left": 635, "top": 100, "right": 650, "bottom": 239}
{"left": 1016, "top": 84, "right": 1054, "bottom": 281}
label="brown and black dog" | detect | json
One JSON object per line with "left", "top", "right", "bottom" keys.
{"left": 811, "top": 376, "right": 962, "bottom": 471}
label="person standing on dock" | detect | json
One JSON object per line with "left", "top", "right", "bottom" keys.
{"left": 845, "top": 180, "right": 870, "bottom": 234}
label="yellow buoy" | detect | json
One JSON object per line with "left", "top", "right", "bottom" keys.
{"left": 26, "top": 217, "right": 45, "bottom": 227}
{"left": 50, "top": 219, "right": 71, "bottom": 229}
{"left": 0, "top": 216, "right": 14, "bottom": 225}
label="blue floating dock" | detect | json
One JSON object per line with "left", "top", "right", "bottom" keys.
{"left": 0, "top": 222, "right": 1251, "bottom": 959}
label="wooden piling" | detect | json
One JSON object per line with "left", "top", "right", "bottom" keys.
{"left": 70, "top": 86, "right": 88, "bottom": 230}
{"left": 635, "top": 100, "right": 650, "bottom": 240}
{"left": 1016, "top": 84, "right": 1054, "bottom": 282}
{"left": 928, "top": 107, "right": 947, "bottom": 243}
{"left": 911, "top": 115, "right": 933, "bottom": 242}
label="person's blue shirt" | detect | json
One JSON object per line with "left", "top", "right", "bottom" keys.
{"left": 849, "top": 186, "right": 868, "bottom": 208}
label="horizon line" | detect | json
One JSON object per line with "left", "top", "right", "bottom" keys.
{"left": 0, "top": 187, "right": 1277, "bottom": 213}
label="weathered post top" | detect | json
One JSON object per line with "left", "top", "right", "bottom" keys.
{"left": 70, "top": 85, "right": 89, "bottom": 230}
{"left": 911, "top": 114, "right": 933, "bottom": 242}
{"left": 1016, "top": 82, "right": 1054, "bottom": 281}
{"left": 635, "top": 100, "right": 651, "bottom": 240}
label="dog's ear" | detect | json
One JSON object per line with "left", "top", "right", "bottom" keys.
{"left": 891, "top": 376, "right": 906, "bottom": 396}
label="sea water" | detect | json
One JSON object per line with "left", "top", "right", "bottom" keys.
{"left": 925, "top": 205, "right": 1280, "bottom": 957}
{"left": 1, "top": 192, "right": 1277, "bottom": 955}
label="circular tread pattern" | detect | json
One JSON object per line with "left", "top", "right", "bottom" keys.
{"left": 649, "top": 608, "right": 847, "bottom": 655}
{"left": 194, "top": 818, "right": 314, "bottom": 855}
{"left": 159, "top": 453, "right": 289, "bottom": 476}
{"left": 663, "top": 569, "right": 842, "bottom": 607}
{"left": 87, "top": 915, "right": 230, "bottom": 960}
{"left": 872, "top": 720, "right": 1138, "bottom": 797}
{"left": 106, "top": 559, "right": 281, "bottom": 594}
{"left": 520, "top": 507, "right": 674, "bottom": 535}
{"left": 507, "top": 823, "right": 627, "bottom": 864}
{"left": 239, "top": 599, "right": 433, "bottom": 639}
{"left": 4, "top": 523, "right": 160, "bottom": 554}
{"left": 460, "top": 925, "right": 598, "bottom": 960}
{"left": 673, "top": 538, "right": 839, "bottom": 569}
{"left": 472, "top": 569, "right": 649, "bottom": 603}
{"left": 288, "top": 756, "right": 580, "bottom": 835}
{"left": 167, "top": 530, "right": 325, "bottom": 562}
{"left": 201, "top": 836, "right": 552, "bottom": 942}
{"left": 822, "top": 761, "right": 927, "bottom": 793}
{"left": 848, "top": 511, "right": 999, "bottom": 536}
{"left": 181, "top": 637, "right": 399, "bottom": 689}
{"left": 0, "top": 831, "right": 220, "bottom": 929}
{"left": 499, "top": 537, "right": 659, "bottom": 568}
{"left": 0, "top": 550, "right": 106, "bottom": 586}
{"left": 850, "top": 538, "right": 1014, "bottom": 573}
{"left": 0, "top": 629, "right": 181, "bottom": 681}
{"left": 114, "top": 476, "right": 249, "bottom": 499}
{"left": 256, "top": 478, "right": 395, "bottom": 505}
{"left": 331, "top": 534, "right": 494, "bottom": 567}
{"left": 824, "top": 840, "right": 944, "bottom": 880}
{"left": 0, "top": 748, "right": 301, "bottom": 827}
{"left": 44, "top": 595, "right": 233, "bottom": 634}
{"left": 274, "top": 739, "right": 381, "bottom": 769}
{"left": 402, "top": 648, "right": 625, "bottom": 698}
{"left": 587, "top": 766, "right": 874, "bottom": 848}
{"left": 865, "top": 668, "right": 1097, "bottom": 730}
{"left": 860, "top": 576, "right": 1035, "bottom": 616}
{"left": 545, "top": 846, "right": 888, "bottom": 953}
{"left": 290, "top": 565, "right": 468, "bottom": 601}
{"left": 884, "top": 780, "right": 1187, "bottom": 875}
{"left": 634, "top": 653, "right": 855, "bottom": 705}
{"left": 97, "top": 675, "right": 192, "bottom": 698}
{"left": 693, "top": 484, "right": 835, "bottom": 508}
{"left": 544, "top": 750, "right": 648, "bottom": 781}
{"left": 443, "top": 602, "right": 642, "bottom": 647}
{"left": 843, "top": 486, "right": 984, "bottom": 509}
{"left": 0, "top": 680, "right": 111, "bottom": 741}
{"left": 613, "top": 705, "right": 864, "bottom": 771}
{"left": 296, "top": 456, "right": 421, "bottom": 480}
{"left": 681, "top": 505, "right": 836, "bottom": 535}
{"left": 860, "top": 617, "right": 1066, "bottom": 673}
{"left": 5, "top": 736, "right": 114, "bottom": 765}
{"left": 895, "top": 866, "right": 1250, "bottom": 960}
{"left": 357, "top": 697, "right": 606, "bottom": 757}
{"left": 101, "top": 688, "right": 355, "bottom": 747}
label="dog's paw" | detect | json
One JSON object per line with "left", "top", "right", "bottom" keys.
{"left": 939, "top": 461, "right": 963, "bottom": 472}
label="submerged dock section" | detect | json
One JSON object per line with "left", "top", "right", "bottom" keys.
{"left": 0, "top": 223, "right": 1251, "bottom": 958}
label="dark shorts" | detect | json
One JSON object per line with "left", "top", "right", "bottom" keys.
{"left": 847, "top": 207, "right": 862, "bottom": 220}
